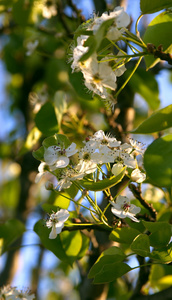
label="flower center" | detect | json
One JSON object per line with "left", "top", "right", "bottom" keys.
{"left": 83, "top": 152, "right": 90, "bottom": 160}
{"left": 123, "top": 203, "right": 130, "bottom": 212}
{"left": 93, "top": 73, "right": 102, "bottom": 83}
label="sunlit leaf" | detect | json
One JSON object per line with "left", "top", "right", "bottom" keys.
{"left": 149, "top": 243, "right": 172, "bottom": 263}
{"left": 79, "top": 168, "right": 126, "bottom": 191}
{"left": 132, "top": 105, "right": 172, "bottom": 133}
{"left": 143, "top": 12, "right": 172, "bottom": 69}
{"left": 110, "top": 227, "right": 140, "bottom": 244}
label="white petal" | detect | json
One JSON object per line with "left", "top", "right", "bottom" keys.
{"left": 44, "top": 146, "right": 59, "bottom": 165}
{"left": 56, "top": 209, "right": 70, "bottom": 223}
{"left": 55, "top": 156, "right": 69, "bottom": 168}
{"left": 49, "top": 226, "right": 57, "bottom": 239}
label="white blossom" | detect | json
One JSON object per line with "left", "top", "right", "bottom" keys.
{"left": 82, "top": 55, "right": 117, "bottom": 98}
{"left": 44, "top": 143, "right": 78, "bottom": 168}
{"left": 114, "top": 149, "right": 137, "bottom": 169}
{"left": 46, "top": 209, "right": 70, "bottom": 239}
{"left": 90, "top": 130, "right": 121, "bottom": 148}
{"left": 110, "top": 195, "right": 141, "bottom": 222}
{"left": 91, "top": 6, "right": 130, "bottom": 40}
{"left": 131, "top": 169, "right": 146, "bottom": 183}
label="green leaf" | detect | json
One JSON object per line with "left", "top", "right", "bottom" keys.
{"left": 34, "top": 220, "right": 82, "bottom": 266}
{"left": 60, "top": 230, "right": 82, "bottom": 258}
{"left": 110, "top": 227, "right": 140, "bottom": 244}
{"left": 88, "top": 246, "right": 126, "bottom": 279}
{"left": 127, "top": 69, "right": 160, "bottom": 110}
{"left": 0, "top": 219, "right": 25, "bottom": 255}
{"left": 13, "top": 0, "right": 33, "bottom": 26}
{"left": 35, "top": 102, "right": 59, "bottom": 135}
{"left": 149, "top": 243, "right": 172, "bottom": 263}
{"left": 93, "top": 262, "right": 131, "bottom": 284}
{"left": 143, "top": 12, "right": 172, "bottom": 69}
{"left": 79, "top": 168, "right": 126, "bottom": 191}
{"left": 140, "top": 0, "right": 172, "bottom": 14}
{"left": 32, "top": 146, "right": 44, "bottom": 161}
{"left": 132, "top": 105, "right": 172, "bottom": 134}
{"left": 69, "top": 71, "right": 93, "bottom": 100}
{"left": 144, "top": 134, "right": 172, "bottom": 187}
{"left": 142, "top": 221, "right": 172, "bottom": 247}
{"left": 42, "top": 134, "right": 70, "bottom": 149}
{"left": 131, "top": 234, "right": 150, "bottom": 257}
{"left": 77, "top": 233, "right": 90, "bottom": 260}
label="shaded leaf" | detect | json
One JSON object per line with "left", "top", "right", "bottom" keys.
{"left": 127, "top": 68, "right": 160, "bottom": 110}
{"left": 140, "top": 0, "right": 172, "bottom": 14}
{"left": 88, "top": 246, "right": 126, "bottom": 279}
{"left": 144, "top": 134, "right": 172, "bottom": 187}
{"left": 93, "top": 262, "right": 131, "bottom": 284}
{"left": 131, "top": 234, "right": 150, "bottom": 257}
{"left": 35, "top": 102, "right": 59, "bottom": 135}
{"left": 0, "top": 219, "right": 25, "bottom": 255}
{"left": 142, "top": 221, "right": 172, "bottom": 247}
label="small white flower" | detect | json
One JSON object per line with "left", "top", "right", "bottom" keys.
{"left": 110, "top": 195, "right": 141, "bottom": 222}
{"left": 129, "top": 138, "right": 145, "bottom": 155}
{"left": 114, "top": 149, "right": 137, "bottom": 169}
{"left": 46, "top": 209, "right": 70, "bottom": 239}
{"left": 91, "top": 130, "right": 121, "bottom": 148}
{"left": 26, "top": 40, "right": 39, "bottom": 56}
{"left": 57, "top": 167, "right": 84, "bottom": 191}
{"left": 44, "top": 143, "right": 78, "bottom": 168}
{"left": 131, "top": 169, "right": 146, "bottom": 183}
{"left": 82, "top": 55, "right": 117, "bottom": 98}
{"left": 35, "top": 162, "right": 58, "bottom": 187}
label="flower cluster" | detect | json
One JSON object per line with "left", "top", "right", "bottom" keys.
{"left": 0, "top": 285, "right": 35, "bottom": 300}
{"left": 70, "top": 7, "right": 130, "bottom": 100}
{"left": 35, "top": 130, "right": 145, "bottom": 191}
{"left": 35, "top": 130, "right": 146, "bottom": 229}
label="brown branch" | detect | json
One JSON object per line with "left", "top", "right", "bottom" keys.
{"left": 129, "top": 183, "right": 157, "bottom": 220}
{"left": 147, "top": 43, "right": 172, "bottom": 65}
